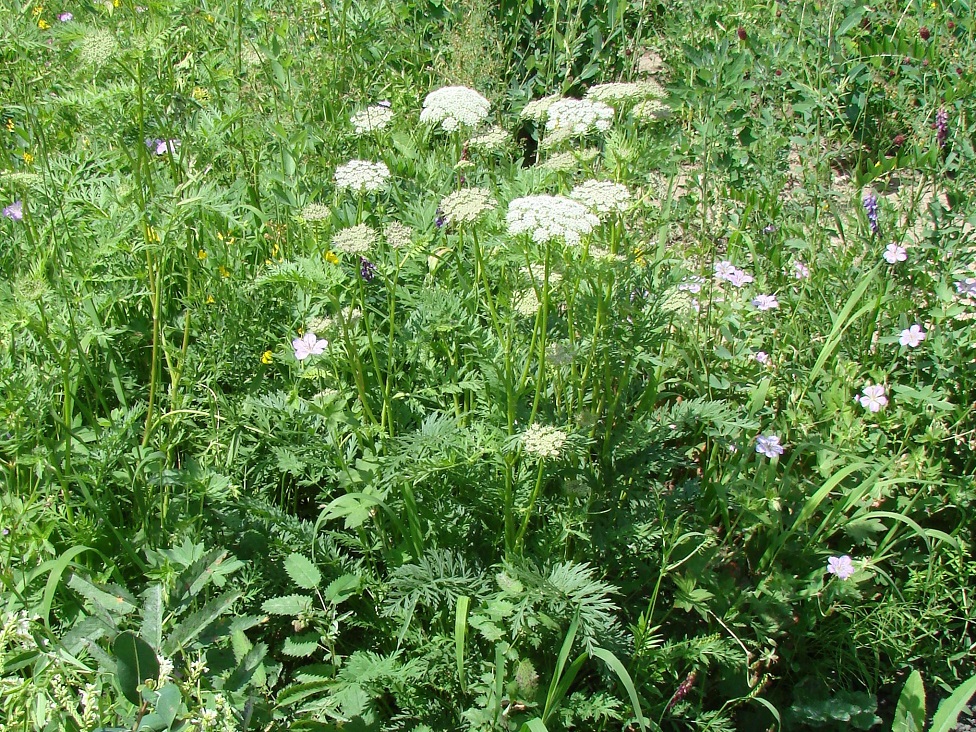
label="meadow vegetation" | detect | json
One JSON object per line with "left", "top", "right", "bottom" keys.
{"left": 1, "top": 0, "right": 975, "bottom": 729}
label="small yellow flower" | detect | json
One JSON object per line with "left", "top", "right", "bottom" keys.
{"left": 206, "top": 294, "right": 215, "bottom": 304}
{"left": 22, "top": 151, "right": 34, "bottom": 165}
{"left": 38, "top": 18, "right": 50, "bottom": 29}
{"left": 216, "top": 231, "right": 224, "bottom": 241}
{"left": 205, "top": 13, "right": 214, "bottom": 22}
{"left": 218, "top": 265, "right": 230, "bottom": 278}
{"left": 261, "top": 350, "right": 273, "bottom": 364}
{"left": 113, "top": 0, "right": 121, "bottom": 7}
{"left": 325, "top": 251, "right": 339, "bottom": 264}
{"left": 634, "top": 253, "right": 647, "bottom": 267}
{"left": 32, "top": 6, "right": 43, "bottom": 16}
{"left": 197, "top": 249, "right": 208, "bottom": 260}
{"left": 271, "top": 243, "right": 280, "bottom": 257}
{"left": 5, "top": 120, "right": 13, "bottom": 132}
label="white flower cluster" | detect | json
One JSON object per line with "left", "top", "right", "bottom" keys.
{"left": 519, "top": 94, "right": 562, "bottom": 122}
{"left": 570, "top": 180, "right": 632, "bottom": 217}
{"left": 506, "top": 195, "right": 599, "bottom": 246}
{"left": 350, "top": 104, "right": 393, "bottom": 135}
{"left": 584, "top": 80, "right": 666, "bottom": 104}
{"left": 334, "top": 160, "right": 390, "bottom": 193}
{"left": 525, "top": 263, "right": 563, "bottom": 287}
{"left": 301, "top": 202, "right": 331, "bottom": 221}
{"left": 467, "top": 126, "right": 509, "bottom": 152}
{"left": 383, "top": 221, "right": 413, "bottom": 249}
{"left": 520, "top": 423, "right": 568, "bottom": 459}
{"left": 545, "top": 98, "right": 614, "bottom": 136}
{"left": 419, "top": 86, "right": 491, "bottom": 131}
{"left": 332, "top": 223, "right": 377, "bottom": 255}
{"left": 439, "top": 187, "right": 496, "bottom": 226}
{"left": 513, "top": 289, "right": 541, "bottom": 317}
{"left": 79, "top": 29, "right": 118, "bottom": 66}
{"left": 631, "top": 99, "right": 672, "bottom": 123}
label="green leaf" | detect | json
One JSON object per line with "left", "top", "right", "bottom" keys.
{"left": 113, "top": 631, "right": 160, "bottom": 706}
{"left": 140, "top": 585, "right": 164, "bottom": 650}
{"left": 154, "top": 684, "right": 182, "bottom": 730}
{"left": 285, "top": 554, "right": 322, "bottom": 590}
{"left": 929, "top": 673, "right": 976, "bottom": 732}
{"left": 893, "top": 670, "right": 925, "bottom": 732}
{"left": 323, "top": 574, "right": 360, "bottom": 604}
{"left": 262, "top": 594, "right": 313, "bottom": 616}
{"left": 591, "top": 647, "right": 649, "bottom": 732}
{"left": 455, "top": 595, "right": 470, "bottom": 693}
{"left": 520, "top": 720, "right": 549, "bottom": 732}
{"left": 69, "top": 574, "right": 138, "bottom": 618}
{"left": 283, "top": 633, "right": 321, "bottom": 657}
{"left": 163, "top": 590, "right": 240, "bottom": 656}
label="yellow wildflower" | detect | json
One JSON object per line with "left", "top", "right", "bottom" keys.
{"left": 261, "top": 350, "right": 273, "bottom": 364}
{"left": 206, "top": 294, "right": 215, "bottom": 304}
{"left": 32, "top": 6, "right": 43, "bottom": 16}
{"left": 5, "top": 120, "right": 13, "bottom": 132}
{"left": 218, "top": 265, "right": 230, "bottom": 278}
{"left": 197, "top": 249, "right": 208, "bottom": 260}
{"left": 325, "top": 251, "right": 339, "bottom": 265}
{"left": 22, "top": 151, "right": 34, "bottom": 165}
{"left": 38, "top": 18, "right": 50, "bottom": 29}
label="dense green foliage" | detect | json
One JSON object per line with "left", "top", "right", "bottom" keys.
{"left": 1, "top": 0, "right": 975, "bottom": 729}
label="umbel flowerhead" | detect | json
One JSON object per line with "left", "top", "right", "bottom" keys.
{"left": 419, "top": 86, "right": 491, "bottom": 132}
{"left": 438, "top": 187, "right": 496, "bottom": 227}
{"left": 506, "top": 195, "right": 599, "bottom": 246}
{"left": 334, "top": 160, "right": 391, "bottom": 194}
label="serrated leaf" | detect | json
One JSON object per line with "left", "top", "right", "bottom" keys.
{"left": 285, "top": 554, "right": 322, "bottom": 590}
{"left": 323, "top": 574, "right": 360, "bottom": 604}
{"left": 295, "top": 664, "right": 335, "bottom": 683}
{"left": 114, "top": 631, "right": 160, "bottom": 706}
{"left": 140, "top": 585, "right": 164, "bottom": 650}
{"left": 68, "top": 574, "right": 137, "bottom": 617}
{"left": 226, "top": 642, "right": 268, "bottom": 692}
{"left": 262, "top": 594, "right": 313, "bottom": 616}
{"left": 162, "top": 590, "right": 240, "bottom": 656}
{"left": 283, "top": 632, "right": 321, "bottom": 657}
{"left": 169, "top": 549, "right": 228, "bottom": 609}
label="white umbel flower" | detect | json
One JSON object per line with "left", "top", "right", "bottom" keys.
{"left": 351, "top": 104, "right": 393, "bottom": 135}
{"left": 467, "top": 126, "right": 509, "bottom": 152}
{"left": 545, "top": 98, "right": 614, "bottom": 136}
{"left": 569, "top": 180, "right": 632, "bottom": 217}
{"left": 584, "top": 80, "right": 666, "bottom": 104}
{"left": 420, "top": 86, "right": 491, "bottom": 131}
{"left": 332, "top": 223, "right": 377, "bottom": 255}
{"left": 520, "top": 424, "right": 568, "bottom": 459}
{"left": 439, "top": 187, "right": 496, "bottom": 226}
{"left": 631, "top": 99, "right": 672, "bottom": 122}
{"left": 506, "top": 195, "right": 600, "bottom": 246}
{"left": 519, "top": 94, "right": 563, "bottom": 122}
{"left": 335, "top": 160, "right": 391, "bottom": 193}
{"left": 383, "top": 221, "right": 413, "bottom": 249}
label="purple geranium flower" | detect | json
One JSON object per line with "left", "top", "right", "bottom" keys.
{"left": 3, "top": 201, "right": 23, "bottom": 221}
{"left": 827, "top": 555, "right": 856, "bottom": 580}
